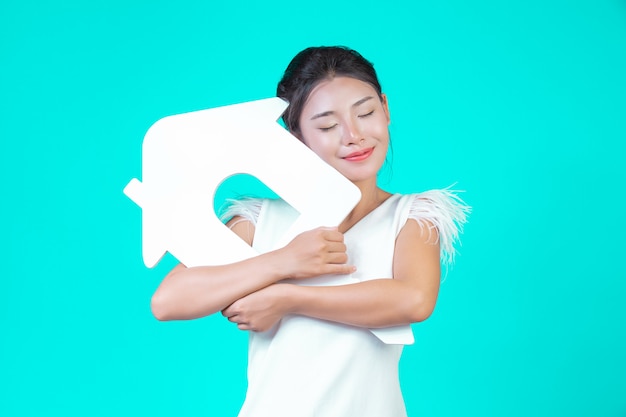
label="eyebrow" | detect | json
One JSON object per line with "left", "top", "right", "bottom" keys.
{"left": 310, "top": 96, "right": 375, "bottom": 120}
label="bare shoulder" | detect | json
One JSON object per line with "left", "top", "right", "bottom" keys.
{"left": 396, "top": 218, "right": 440, "bottom": 256}
{"left": 226, "top": 216, "right": 256, "bottom": 246}
{"left": 393, "top": 218, "right": 440, "bottom": 281}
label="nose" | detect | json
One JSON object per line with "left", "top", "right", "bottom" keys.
{"left": 342, "top": 118, "right": 363, "bottom": 145}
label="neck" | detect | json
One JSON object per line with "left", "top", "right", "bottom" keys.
{"left": 339, "top": 178, "right": 392, "bottom": 233}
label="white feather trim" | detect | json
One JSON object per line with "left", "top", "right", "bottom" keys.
{"left": 218, "top": 198, "right": 264, "bottom": 229}
{"left": 408, "top": 188, "right": 470, "bottom": 267}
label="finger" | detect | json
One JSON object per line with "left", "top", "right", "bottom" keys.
{"left": 327, "top": 252, "right": 349, "bottom": 264}
{"left": 318, "top": 226, "right": 338, "bottom": 231}
{"left": 326, "top": 242, "right": 347, "bottom": 253}
{"left": 237, "top": 323, "right": 251, "bottom": 331}
{"left": 322, "top": 229, "right": 345, "bottom": 242}
{"left": 324, "top": 264, "right": 356, "bottom": 275}
{"left": 226, "top": 314, "right": 240, "bottom": 323}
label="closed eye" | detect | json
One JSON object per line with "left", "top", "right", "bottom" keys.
{"left": 319, "top": 124, "right": 338, "bottom": 132}
{"left": 358, "top": 110, "right": 374, "bottom": 118}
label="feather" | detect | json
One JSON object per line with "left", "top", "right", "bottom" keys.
{"left": 408, "top": 187, "right": 471, "bottom": 268}
{"left": 218, "top": 198, "right": 264, "bottom": 229}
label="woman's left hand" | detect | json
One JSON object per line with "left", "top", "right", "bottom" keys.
{"left": 222, "top": 284, "right": 292, "bottom": 332}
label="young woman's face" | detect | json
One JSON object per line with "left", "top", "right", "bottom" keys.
{"left": 298, "top": 76, "right": 390, "bottom": 184}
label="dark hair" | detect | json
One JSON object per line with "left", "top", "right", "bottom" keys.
{"left": 276, "top": 46, "right": 383, "bottom": 136}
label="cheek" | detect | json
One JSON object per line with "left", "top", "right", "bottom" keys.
{"left": 301, "top": 139, "right": 329, "bottom": 162}
{"left": 301, "top": 130, "right": 335, "bottom": 154}
{"left": 309, "top": 142, "right": 335, "bottom": 161}
{"left": 363, "top": 113, "right": 390, "bottom": 136}
{"left": 370, "top": 122, "right": 390, "bottom": 145}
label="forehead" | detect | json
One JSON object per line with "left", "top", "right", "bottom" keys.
{"left": 302, "top": 77, "right": 378, "bottom": 112}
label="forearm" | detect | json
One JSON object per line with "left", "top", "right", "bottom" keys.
{"left": 286, "top": 278, "right": 439, "bottom": 328}
{"left": 151, "top": 250, "right": 287, "bottom": 321}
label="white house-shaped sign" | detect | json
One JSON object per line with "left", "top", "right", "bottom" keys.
{"left": 124, "top": 97, "right": 413, "bottom": 345}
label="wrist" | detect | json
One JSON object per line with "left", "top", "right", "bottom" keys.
{"left": 276, "top": 283, "right": 300, "bottom": 315}
{"left": 261, "top": 249, "right": 293, "bottom": 282}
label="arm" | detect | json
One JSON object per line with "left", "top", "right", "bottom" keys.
{"left": 292, "top": 217, "right": 440, "bottom": 327}
{"left": 223, "top": 218, "right": 440, "bottom": 330}
{"left": 151, "top": 218, "right": 355, "bottom": 321}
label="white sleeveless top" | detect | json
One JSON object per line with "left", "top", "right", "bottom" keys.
{"left": 222, "top": 190, "right": 469, "bottom": 417}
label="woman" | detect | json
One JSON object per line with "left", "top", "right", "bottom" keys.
{"left": 151, "top": 46, "right": 469, "bottom": 417}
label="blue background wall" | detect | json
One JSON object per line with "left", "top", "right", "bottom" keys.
{"left": 2, "top": 1, "right": 625, "bottom": 416}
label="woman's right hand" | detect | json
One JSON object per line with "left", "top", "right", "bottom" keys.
{"left": 278, "top": 227, "right": 355, "bottom": 279}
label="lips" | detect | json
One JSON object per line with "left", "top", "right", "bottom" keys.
{"left": 343, "top": 147, "right": 374, "bottom": 162}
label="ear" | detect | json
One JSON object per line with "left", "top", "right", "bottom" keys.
{"left": 381, "top": 93, "right": 391, "bottom": 124}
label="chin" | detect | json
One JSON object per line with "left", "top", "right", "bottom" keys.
{"left": 340, "top": 163, "right": 385, "bottom": 184}
{"left": 343, "top": 170, "right": 380, "bottom": 184}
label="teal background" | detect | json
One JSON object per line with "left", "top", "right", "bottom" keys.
{"left": 2, "top": 0, "right": 625, "bottom": 416}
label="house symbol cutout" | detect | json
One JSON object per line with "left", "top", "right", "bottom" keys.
{"left": 123, "top": 97, "right": 413, "bottom": 345}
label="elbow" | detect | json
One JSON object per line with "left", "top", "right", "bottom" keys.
{"left": 405, "top": 290, "right": 437, "bottom": 323}
{"left": 409, "top": 304, "right": 435, "bottom": 323}
{"left": 151, "top": 291, "right": 174, "bottom": 321}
